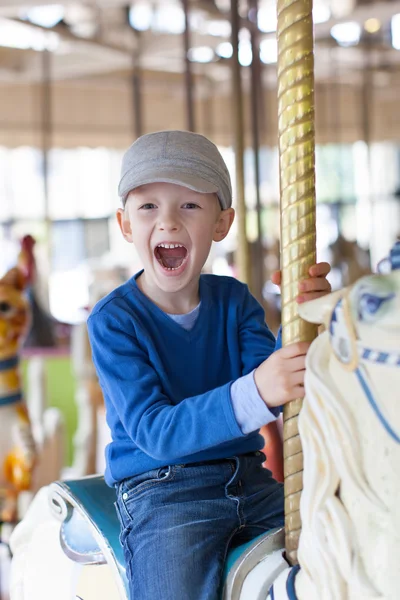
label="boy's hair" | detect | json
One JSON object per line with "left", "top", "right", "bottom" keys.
{"left": 118, "top": 130, "right": 232, "bottom": 210}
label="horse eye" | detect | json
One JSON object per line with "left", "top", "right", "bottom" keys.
{"left": 359, "top": 293, "right": 394, "bottom": 321}
{"left": 0, "top": 301, "right": 11, "bottom": 313}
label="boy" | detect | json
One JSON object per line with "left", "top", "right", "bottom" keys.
{"left": 87, "top": 130, "right": 331, "bottom": 600}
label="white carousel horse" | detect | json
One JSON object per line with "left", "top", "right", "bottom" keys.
{"left": 8, "top": 245, "right": 400, "bottom": 600}
{"left": 268, "top": 247, "right": 400, "bottom": 600}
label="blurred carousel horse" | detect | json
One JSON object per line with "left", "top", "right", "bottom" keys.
{"left": 0, "top": 268, "right": 36, "bottom": 523}
{"left": 17, "top": 236, "right": 65, "bottom": 491}
{"left": 68, "top": 270, "right": 125, "bottom": 478}
{"left": 17, "top": 234, "right": 57, "bottom": 348}
{"left": 69, "top": 317, "right": 104, "bottom": 477}
{"left": 329, "top": 234, "right": 371, "bottom": 287}
{"left": 9, "top": 245, "right": 400, "bottom": 600}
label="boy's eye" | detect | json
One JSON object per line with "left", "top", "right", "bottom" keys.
{"left": 139, "top": 203, "right": 157, "bottom": 210}
{"left": 182, "top": 203, "right": 200, "bottom": 209}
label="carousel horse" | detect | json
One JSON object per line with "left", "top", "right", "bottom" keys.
{"left": 69, "top": 268, "right": 127, "bottom": 478}
{"left": 8, "top": 243, "right": 400, "bottom": 600}
{"left": 16, "top": 236, "right": 66, "bottom": 483}
{"left": 268, "top": 242, "right": 400, "bottom": 600}
{"left": 18, "top": 234, "right": 58, "bottom": 348}
{"left": 0, "top": 268, "right": 36, "bottom": 523}
{"left": 329, "top": 234, "right": 371, "bottom": 287}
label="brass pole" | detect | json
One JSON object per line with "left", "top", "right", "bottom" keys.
{"left": 277, "top": 0, "right": 317, "bottom": 565}
{"left": 231, "top": 0, "right": 250, "bottom": 284}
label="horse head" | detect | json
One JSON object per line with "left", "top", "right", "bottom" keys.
{"left": 299, "top": 271, "right": 400, "bottom": 370}
{"left": 0, "top": 267, "right": 30, "bottom": 360}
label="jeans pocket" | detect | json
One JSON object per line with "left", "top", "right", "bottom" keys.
{"left": 120, "top": 465, "right": 176, "bottom": 502}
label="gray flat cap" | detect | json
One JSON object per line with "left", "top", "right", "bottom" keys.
{"left": 118, "top": 130, "right": 232, "bottom": 210}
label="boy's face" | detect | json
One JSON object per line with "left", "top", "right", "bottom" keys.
{"left": 117, "top": 182, "right": 235, "bottom": 295}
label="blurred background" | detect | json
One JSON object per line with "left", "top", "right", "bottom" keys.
{"left": 0, "top": 0, "right": 400, "bottom": 476}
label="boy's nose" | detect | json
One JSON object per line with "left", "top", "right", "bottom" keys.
{"left": 157, "top": 211, "right": 180, "bottom": 232}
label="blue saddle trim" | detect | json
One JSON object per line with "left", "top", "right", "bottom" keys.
{"left": 223, "top": 535, "right": 265, "bottom": 577}
{"left": 361, "top": 347, "right": 400, "bottom": 366}
{"left": 61, "top": 510, "right": 104, "bottom": 561}
{"left": 51, "top": 477, "right": 128, "bottom": 595}
{"left": 0, "top": 356, "right": 18, "bottom": 372}
{"left": 356, "top": 368, "right": 400, "bottom": 444}
{"left": 0, "top": 392, "right": 22, "bottom": 406}
{"left": 286, "top": 565, "right": 300, "bottom": 599}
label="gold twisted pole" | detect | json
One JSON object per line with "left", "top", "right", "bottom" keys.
{"left": 276, "top": 0, "right": 317, "bottom": 565}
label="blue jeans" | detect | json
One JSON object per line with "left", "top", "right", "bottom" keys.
{"left": 114, "top": 451, "right": 284, "bottom": 600}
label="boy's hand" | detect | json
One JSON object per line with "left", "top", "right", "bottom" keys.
{"left": 271, "top": 262, "right": 331, "bottom": 304}
{"left": 254, "top": 342, "right": 310, "bottom": 408}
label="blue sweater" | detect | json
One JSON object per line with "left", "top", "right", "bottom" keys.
{"left": 88, "top": 272, "right": 277, "bottom": 486}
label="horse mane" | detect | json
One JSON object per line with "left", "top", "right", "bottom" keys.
{"left": 297, "top": 330, "right": 385, "bottom": 600}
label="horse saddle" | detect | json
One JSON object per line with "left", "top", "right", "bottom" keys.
{"left": 50, "top": 475, "right": 286, "bottom": 600}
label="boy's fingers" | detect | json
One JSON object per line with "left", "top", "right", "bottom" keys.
{"left": 289, "top": 356, "right": 307, "bottom": 372}
{"left": 281, "top": 341, "right": 311, "bottom": 357}
{"left": 308, "top": 262, "right": 331, "bottom": 277}
{"left": 272, "top": 263, "right": 331, "bottom": 287}
{"left": 290, "top": 371, "right": 306, "bottom": 386}
{"left": 299, "top": 279, "right": 332, "bottom": 296}
{"left": 297, "top": 291, "right": 331, "bottom": 304}
{"left": 284, "top": 384, "right": 305, "bottom": 403}
{"left": 298, "top": 278, "right": 332, "bottom": 293}
{"left": 292, "top": 384, "right": 305, "bottom": 398}
{"left": 271, "top": 270, "right": 282, "bottom": 286}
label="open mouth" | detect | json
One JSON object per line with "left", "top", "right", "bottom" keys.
{"left": 154, "top": 243, "right": 188, "bottom": 271}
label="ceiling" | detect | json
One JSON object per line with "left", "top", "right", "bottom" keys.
{"left": 0, "top": 0, "right": 399, "bottom": 84}
{"left": 1, "top": 0, "right": 400, "bottom": 150}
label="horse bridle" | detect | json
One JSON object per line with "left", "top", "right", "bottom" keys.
{"left": 330, "top": 290, "right": 400, "bottom": 444}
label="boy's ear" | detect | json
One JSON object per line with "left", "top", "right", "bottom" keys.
{"left": 213, "top": 208, "right": 235, "bottom": 242}
{"left": 116, "top": 208, "right": 133, "bottom": 243}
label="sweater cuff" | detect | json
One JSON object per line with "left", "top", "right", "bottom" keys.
{"left": 230, "top": 370, "right": 280, "bottom": 435}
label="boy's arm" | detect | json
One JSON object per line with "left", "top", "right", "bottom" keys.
{"left": 87, "top": 311, "right": 245, "bottom": 462}
{"left": 231, "top": 264, "right": 330, "bottom": 432}
{"left": 230, "top": 287, "right": 281, "bottom": 433}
